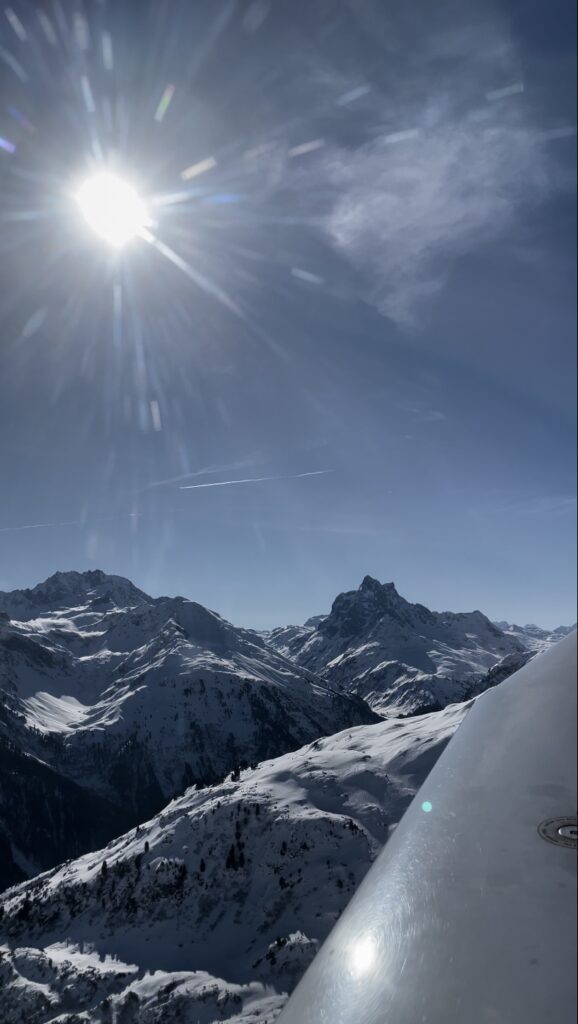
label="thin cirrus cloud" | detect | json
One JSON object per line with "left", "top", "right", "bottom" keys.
{"left": 322, "top": 97, "right": 553, "bottom": 325}
{"left": 488, "top": 495, "right": 578, "bottom": 518}
{"left": 398, "top": 402, "right": 448, "bottom": 423}
{"left": 282, "top": 8, "right": 568, "bottom": 327}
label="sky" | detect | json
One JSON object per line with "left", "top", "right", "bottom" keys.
{"left": 0, "top": 0, "right": 576, "bottom": 629}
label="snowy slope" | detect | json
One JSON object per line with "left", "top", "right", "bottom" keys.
{"left": 268, "top": 576, "right": 527, "bottom": 715}
{"left": 0, "top": 948, "right": 285, "bottom": 1024}
{"left": 0, "top": 572, "right": 376, "bottom": 889}
{"left": 0, "top": 701, "right": 469, "bottom": 1022}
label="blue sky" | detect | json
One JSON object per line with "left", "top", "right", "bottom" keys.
{"left": 0, "top": 0, "right": 576, "bottom": 628}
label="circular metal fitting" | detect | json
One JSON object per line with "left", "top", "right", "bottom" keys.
{"left": 538, "top": 816, "right": 577, "bottom": 849}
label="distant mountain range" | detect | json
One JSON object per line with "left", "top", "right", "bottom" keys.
{"left": 267, "top": 575, "right": 553, "bottom": 715}
{"left": 0, "top": 569, "right": 573, "bottom": 1023}
{"left": 0, "top": 571, "right": 375, "bottom": 890}
{"left": 493, "top": 620, "right": 576, "bottom": 652}
{"left": 1, "top": 570, "right": 571, "bottom": 893}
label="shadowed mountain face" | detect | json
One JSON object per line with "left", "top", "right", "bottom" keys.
{"left": 0, "top": 572, "right": 376, "bottom": 891}
{"left": 0, "top": 735, "right": 133, "bottom": 890}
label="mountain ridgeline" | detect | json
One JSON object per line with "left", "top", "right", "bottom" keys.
{"left": 0, "top": 570, "right": 569, "bottom": 894}
{"left": 0, "top": 571, "right": 377, "bottom": 890}
{"left": 267, "top": 575, "right": 529, "bottom": 714}
{"left": 0, "top": 570, "right": 573, "bottom": 1023}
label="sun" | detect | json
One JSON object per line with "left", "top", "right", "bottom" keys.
{"left": 75, "top": 173, "right": 149, "bottom": 247}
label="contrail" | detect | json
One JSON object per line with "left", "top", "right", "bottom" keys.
{"left": 0, "top": 518, "right": 82, "bottom": 534}
{"left": 180, "top": 470, "right": 332, "bottom": 490}
{"left": 0, "top": 474, "right": 332, "bottom": 533}
{"left": 0, "top": 512, "right": 141, "bottom": 535}
{"left": 137, "top": 456, "right": 264, "bottom": 491}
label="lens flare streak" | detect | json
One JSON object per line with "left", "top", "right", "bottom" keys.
{"left": 180, "top": 156, "right": 217, "bottom": 180}
{"left": 154, "top": 84, "right": 175, "bottom": 122}
{"left": 5, "top": 8, "right": 27, "bottom": 42}
{"left": 140, "top": 228, "right": 243, "bottom": 316}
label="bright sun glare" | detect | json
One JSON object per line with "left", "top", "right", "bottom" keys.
{"left": 75, "top": 173, "right": 149, "bottom": 247}
{"left": 350, "top": 934, "right": 377, "bottom": 977}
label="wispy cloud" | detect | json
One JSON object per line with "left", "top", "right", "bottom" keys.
{"left": 273, "top": 7, "right": 568, "bottom": 326}
{"left": 263, "top": 521, "right": 382, "bottom": 537}
{"left": 483, "top": 495, "right": 577, "bottom": 518}
{"left": 323, "top": 99, "right": 552, "bottom": 324}
{"left": 180, "top": 470, "right": 332, "bottom": 491}
{"left": 397, "top": 402, "right": 448, "bottom": 423}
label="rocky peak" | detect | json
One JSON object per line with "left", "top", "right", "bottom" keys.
{"left": 357, "top": 576, "right": 405, "bottom": 604}
{"left": 358, "top": 574, "right": 386, "bottom": 593}
{"left": 320, "top": 576, "right": 415, "bottom": 641}
{"left": 0, "top": 570, "right": 152, "bottom": 620}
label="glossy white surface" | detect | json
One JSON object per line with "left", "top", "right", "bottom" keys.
{"left": 279, "top": 631, "right": 577, "bottom": 1023}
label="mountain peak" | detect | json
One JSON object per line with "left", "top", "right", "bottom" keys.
{"left": 359, "top": 574, "right": 383, "bottom": 592}
{"left": 359, "top": 576, "right": 400, "bottom": 597}
{"left": 0, "top": 569, "right": 152, "bottom": 620}
{"left": 35, "top": 569, "right": 150, "bottom": 602}
{"left": 319, "top": 576, "right": 412, "bottom": 643}
{"left": 45, "top": 569, "right": 106, "bottom": 587}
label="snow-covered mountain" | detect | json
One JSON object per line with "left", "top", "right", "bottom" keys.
{"left": 0, "top": 570, "right": 151, "bottom": 622}
{"left": 0, "top": 700, "right": 469, "bottom": 1023}
{"left": 0, "top": 568, "right": 568, "bottom": 1022}
{"left": 0, "top": 572, "right": 376, "bottom": 889}
{"left": 268, "top": 576, "right": 526, "bottom": 715}
{"left": 493, "top": 620, "right": 576, "bottom": 654}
